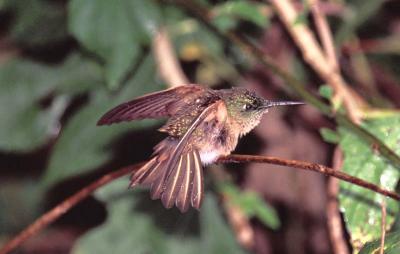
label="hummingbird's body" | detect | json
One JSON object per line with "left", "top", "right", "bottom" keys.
{"left": 98, "top": 84, "right": 303, "bottom": 212}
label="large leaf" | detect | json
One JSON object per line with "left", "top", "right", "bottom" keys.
{"left": 359, "top": 231, "right": 400, "bottom": 254}
{"left": 338, "top": 116, "right": 400, "bottom": 250}
{"left": 68, "top": 0, "right": 161, "bottom": 89}
{"left": 72, "top": 178, "right": 246, "bottom": 254}
{"left": 0, "top": 54, "right": 102, "bottom": 152}
{"left": 42, "top": 55, "right": 163, "bottom": 187}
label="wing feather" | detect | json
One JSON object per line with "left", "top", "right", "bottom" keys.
{"left": 97, "top": 84, "right": 206, "bottom": 125}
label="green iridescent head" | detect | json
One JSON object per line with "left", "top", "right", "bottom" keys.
{"left": 222, "top": 87, "right": 304, "bottom": 135}
{"left": 224, "top": 88, "right": 263, "bottom": 113}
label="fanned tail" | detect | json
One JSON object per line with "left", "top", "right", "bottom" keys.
{"left": 129, "top": 140, "right": 204, "bottom": 213}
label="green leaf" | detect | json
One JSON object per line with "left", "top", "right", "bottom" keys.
{"left": 219, "top": 182, "right": 280, "bottom": 229}
{"left": 338, "top": 116, "right": 400, "bottom": 250}
{"left": 359, "top": 231, "right": 400, "bottom": 254}
{"left": 212, "top": 1, "right": 270, "bottom": 30}
{"left": 42, "top": 55, "right": 163, "bottom": 187}
{"left": 4, "top": 0, "right": 68, "bottom": 47}
{"left": 0, "top": 54, "right": 101, "bottom": 152}
{"left": 335, "top": 0, "right": 384, "bottom": 47}
{"left": 68, "top": 0, "right": 161, "bottom": 89}
{"left": 72, "top": 179, "right": 247, "bottom": 254}
{"left": 320, "top": 128, "right": 339, "bottom": 144}
{"left": 318, "top": 85, "right": 333, "bottom": 100}
{"left": 293, "top": 0, "right": 310, "bottom": 26}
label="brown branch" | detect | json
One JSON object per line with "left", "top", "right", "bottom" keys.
{"left": 380, "top": 200, "right": 387, "bottom": 254}
{"left": 218, "top": 154, "right": 400, "bottom": 201}
{"left": 152, "top": 27, "right": 189, "bottom": 87}
{"left": 0, "top": 163, "right": 144, "bottom": 254}
{"left": 326, "top": 148, "right": 350, "bottom": 254}
{"left": 309, "top": 0, "right": 338, "bottom": 72}
{"left": 2, "top": 155, "right": 399, "bottom": 254}
{"left": 270, "top": 0, "right": 367, "bottom": 123}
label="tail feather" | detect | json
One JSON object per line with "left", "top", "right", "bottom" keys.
{"left": 161, "top": 155, "right": 187, "bottom": 208}
{"left": 129, "top": 157, "right": 157, "bottom": 187}
{"left": 176, "top": 153, "right": 195, "bottom": 212}
{"left": 191, "top": 150, "right": 204, "bottom": 209}
{"left": 129, "top": 146, "right": 204, "bottom": 212}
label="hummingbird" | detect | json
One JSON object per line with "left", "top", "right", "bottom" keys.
{"left": 97, "top": 84, "right": 304, "bottom": 212}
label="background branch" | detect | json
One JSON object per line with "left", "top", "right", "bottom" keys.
{"left": 165, "top": 0, "right": 400, "bottom": 171}
{"left": 309, "top": 0, "right": 339, "bottom": 72}
{"left": 1, "top": 154, "right": 398, "bottom": 254}
{"left": 152, "top": 27, "right": 189, "bottom": 86}
{"left": 270, "top": 0, "right": 366, "bottom": 123}
{"left": 380, "top": 200, "right": 387, "bottom": 254}
{"left": 326, "top": 148, "right": 350, "bottom": 254}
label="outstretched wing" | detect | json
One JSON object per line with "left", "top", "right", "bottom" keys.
{"left": 97, "top": 84, "right": 207, "bottom": 125}
{"left": 130, "top": 100, "right": 228, "bottom": 212}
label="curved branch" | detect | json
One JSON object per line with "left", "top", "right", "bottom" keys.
{"left": 218, "top": 154, "right": 400, "bottom": 201}
{"left": 1, "top": 155, "right": 399, "bottom": 254}
{"left": 0, "top": 164, "right": 144, "bottom": 254}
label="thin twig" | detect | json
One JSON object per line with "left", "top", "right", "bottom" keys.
{"left": 309, "top": 0, "right": 338, "bottom": 72}
{"left": 217, "top": 154, "right": 400, "bottom": 201}
{"left": 1, "top": 155, "right": 399, "bottom": 254}
{"left": 326, "top": 148, "right": 350, "bottom": 254}
{"left": 0, "top": 164, "right": 143, "bottom": 254}
{"left": 380, "top": 200, "right": 387, "bottom": 254}
{"left": 152, "top": 27, "right": 189, "bottom": 86}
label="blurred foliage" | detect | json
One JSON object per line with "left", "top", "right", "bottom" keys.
{"left": 2, "top": 0, "right": 68, "bottom": 47}
{"left": 0, "top": 179, "right": 44, "bottom": 234}
{"left": 211, "top": 0, "right": 269, "bottom": 31}
{"left": 69, "top": 0, "right": 161, "bottom": 89}
{"left": 218, "top": 182, "right": 280, "bottom": 230}
{"left": 72, "top": 179, "right": 246, "bottom": 254}
{"left": 0, "top": 55, "right": 101, "bottom": 151}
{"left": 43, "top": 55, "right": 163, "bottom": 187}
{"left": 1, "top": 0, "right": 400, "bottom": 253}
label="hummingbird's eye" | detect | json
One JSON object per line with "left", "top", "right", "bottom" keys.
{"left": 243, "top": 103, "right": 252, "bottom": 111}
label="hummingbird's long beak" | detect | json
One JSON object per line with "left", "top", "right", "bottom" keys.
{"left": 261, "top": 100, "right": 305, "bottom": 109}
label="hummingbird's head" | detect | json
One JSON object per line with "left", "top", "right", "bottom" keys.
{"left": 223, "top": 87, "right": 304, "bottom": 136}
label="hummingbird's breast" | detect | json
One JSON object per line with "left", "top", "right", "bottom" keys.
{"left": 158, "top": 93, "right": 240, "bottom": 165}
{"left": 195, "top": 124, "right": 239, "bottom": 165}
